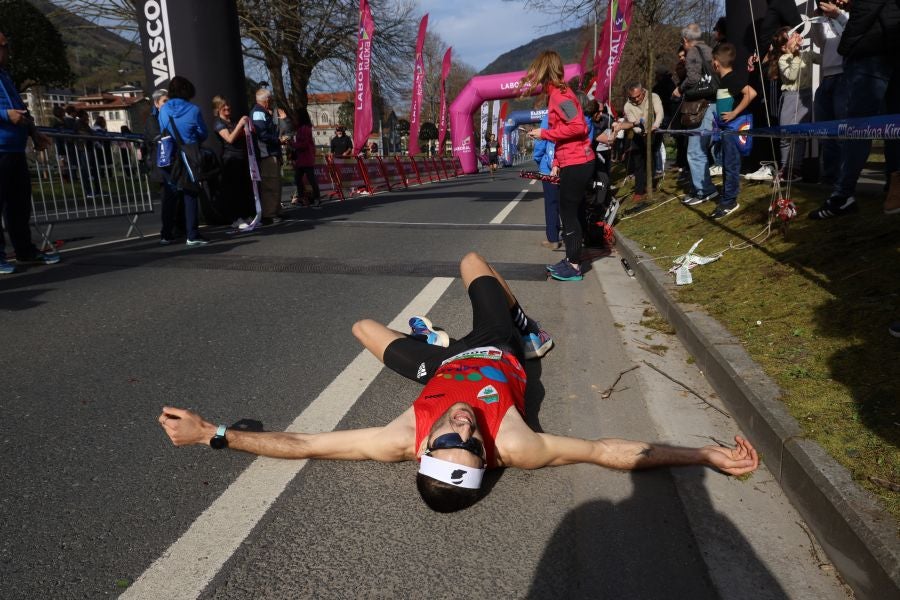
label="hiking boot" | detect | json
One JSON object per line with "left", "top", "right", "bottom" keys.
{"left": 809, "top": 196, "right": 858, "bottom": 220}
{"left": 549, "top": 260, "right": 583, "bottom": 281}
{"left": 711, "top": 203, "right": 740, "bottom": 219}
{"left": 885, "top": 172, "right": 900, "bottom": 215}
{"left": 408, "top": 316, "right": 449, "bottom": 347}
{"left": 523, "top": 327, "right": 554, "bottom": 359}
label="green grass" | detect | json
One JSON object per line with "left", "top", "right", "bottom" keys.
{"left": 614, "top": 162, "right": 900, "bottom": 522}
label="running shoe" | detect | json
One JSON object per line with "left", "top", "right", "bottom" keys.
{"left": 744, "top": 165, "right": 775, "bottom": 181}
{"left": 711, "top": 203, "right": 740, "bottom": 219}
{"left": 0, "top": 259, "right": 15, "bottom": 274}
{"left": 523, "top": 328, "right": 554, "bottom": 359}
{"left": 409, "top": 316, "right": 449, "bottom": 347}
{"left": 809, "top": 196, "right": 857, "bottom": 220}
{"left": 546, "top": 258, "right": 569, "bottom": 273}
{"left": 683, "top": 190, "right": 718, "bottom": 206}
{"left": 17, "top": 252, "right": 61, "bottom": 265}
{"left": 186, "top": 237, "right": 210, "bottom": 247}
{"left": 549, "top": 261, "right": 583, "bottom": 281}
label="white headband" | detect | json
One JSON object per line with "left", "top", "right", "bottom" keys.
{"left": 418, "top": 455, "right": 485, "bottom": 489}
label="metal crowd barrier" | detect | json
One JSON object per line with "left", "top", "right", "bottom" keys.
{"left": 26, "top": 128, "right": 154, "bottom": 248}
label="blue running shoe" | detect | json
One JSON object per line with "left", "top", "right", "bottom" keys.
{"left": 546, "top": 258, "right": 568, "bottom": 273}
{"left": 549, "top": 261, "right": 583, "bottom": 281}
{"left": 409, "top": 316, "right": 450, "bottom": 347}
{"left": 523, "top": 327, "right": 553, "bottom": 359}
{"left": 0, "top": 259, "right": 15, "bottom": 274}
{"left": 18, "top": 252, "right": 61, "bottom": 265}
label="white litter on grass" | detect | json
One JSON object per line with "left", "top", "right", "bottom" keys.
{"left": 670, "top": 239, "right": 723, "bottom": 285}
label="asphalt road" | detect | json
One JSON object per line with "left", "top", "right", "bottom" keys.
{"left": 1, "top": 169, "right": 849, "bottom": 599}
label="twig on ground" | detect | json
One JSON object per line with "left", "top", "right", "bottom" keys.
{"left": 869, "top": 476, "right": 900, "bottom": 493}
{"left": 642, "top": 360, "right": 732, "bottom": 419}
{"left": 795, "top": 520, "right": 828, "bottom": 567}
{"left": 601, "top": 365, "right": 640, "bottom": 399}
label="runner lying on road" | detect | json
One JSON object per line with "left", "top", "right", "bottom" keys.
{"left": 159, "top": 252, "right": 758, "bottom": 512}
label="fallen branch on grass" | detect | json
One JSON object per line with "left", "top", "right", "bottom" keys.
{"left": 642, "top": 360, "right": 732, "bottom": 419}
{"left": 869, "top": 476, "right": 900, "bottom": 493}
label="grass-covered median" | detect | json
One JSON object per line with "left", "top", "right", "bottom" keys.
{"left": 611, "top": 157, "right": 899, "bottom": 523}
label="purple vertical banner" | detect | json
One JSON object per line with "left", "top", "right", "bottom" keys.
{"left": 353, "top": 0, "right": 375, "bottom": 156}
{"left": 408, "top": 14, "right": 428, "bottom": 155}
{"left": 437, "top": 47, "right": 452, "bottom": 155}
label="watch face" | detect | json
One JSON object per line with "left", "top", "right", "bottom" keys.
{"left": 210, "top": 435, "right": 228, "bottom": 450}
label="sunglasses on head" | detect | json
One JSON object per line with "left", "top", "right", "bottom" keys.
{"left": 426, "top": 432, "right": 484, "bottom": 460}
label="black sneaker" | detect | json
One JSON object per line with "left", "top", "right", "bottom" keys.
{"left": 889, "top": 322, "right": 900, "bottom": 338}
{"left": 711, "top": 203, "right": 740, "bottom": 219}
{"left": 683, "top": 190, "right": 718, "bottom": 206}
{"left": 809, "top": 196, "right": 857, "bottom": 220}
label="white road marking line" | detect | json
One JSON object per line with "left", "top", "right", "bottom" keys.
{"left": 490, "top": 188, "right": 530, "bottom": 224}
{"left": 122, "top": 277, "right": 454, "bottom": 600}
{"left": 529, "top": 179, "right": 537, "bottom": 186}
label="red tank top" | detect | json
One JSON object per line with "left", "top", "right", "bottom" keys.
{"left": 413, "top": 347, "right": 527, "bottom": 468}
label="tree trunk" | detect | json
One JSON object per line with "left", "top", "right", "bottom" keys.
{"left": 646, "top": 38, "right": 655, "bottom": 202}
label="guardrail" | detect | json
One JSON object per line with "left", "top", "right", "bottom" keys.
{"left": 26, "top": 129, "right": 154, "bottom": 249}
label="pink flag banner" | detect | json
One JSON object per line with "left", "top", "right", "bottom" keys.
{"left": 353, "top": 0, "right": 375, "bottom": 156}
{"left": 592, "top": 0, "right": 633, "bottom": 103}
{"left": 408, "top": 14, "right": 428, "bottom": 155}
{"left": 437, "top": 47, "right": 452, "bottom": 154}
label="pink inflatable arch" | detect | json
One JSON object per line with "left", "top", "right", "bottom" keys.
{"left": 450, "top": 64, "right": 583, "bottom": 174}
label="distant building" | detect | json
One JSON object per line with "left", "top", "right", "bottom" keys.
{"left": 74, "top": 89, "right": 146, "bottom": 133}
{"left": 307, "top": 91, "right": 353, "bottom": 149}
{"left": 20, "top": 87, "right": 80, "bottom": 126}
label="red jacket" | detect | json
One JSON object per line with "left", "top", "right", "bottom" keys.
{"left": 291, "top": 124, "right": 316, "bottom": 168}
{"left": 542, "top": 84, "right": 593, "bottom": 168}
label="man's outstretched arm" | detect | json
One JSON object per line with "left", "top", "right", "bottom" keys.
{"left": 159, "top": 406, "right": 415, "bottom": 462}
{"left": 504, "top": 432, "right": 758, "bottom": 476}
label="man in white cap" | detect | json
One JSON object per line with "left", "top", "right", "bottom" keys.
{"left": 160, "top": 252, "right": 758, "bottom": 512}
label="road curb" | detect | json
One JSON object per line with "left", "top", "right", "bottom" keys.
{"left": 616, "top": 234, "right": 900, "bottom": 600}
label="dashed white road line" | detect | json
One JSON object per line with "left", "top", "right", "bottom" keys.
{"left": 122, "top": 277, "right": 454, "bottom": 600}
{"left": 490, "top": 188, "right": 530, "bottom": 224}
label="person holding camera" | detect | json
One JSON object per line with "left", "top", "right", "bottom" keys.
{"left": 0, "top": 29, "right": 59, "bottom": 274}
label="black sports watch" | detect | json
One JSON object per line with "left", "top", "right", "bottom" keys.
{"left": 210, "top": 424, "right": 228, "bottom": 449}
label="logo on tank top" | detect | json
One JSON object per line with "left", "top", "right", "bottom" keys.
{"left": 476, "top": 385, "right": 499, "bottom": 404}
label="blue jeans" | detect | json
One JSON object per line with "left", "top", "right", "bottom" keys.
{"left": 720, "top": 134, "right": 741, "bottom": 208}
{"left": 814, "top": 74, "right": 847, "bottom": 179}
{"left": 541, "top": 180, "right": 560, "bottom": 243}
{"left": 687, "top": 104, "right": 717, "bottom": 197}
{"left": 834, "top": 55, "right": 892, "bottom": 198}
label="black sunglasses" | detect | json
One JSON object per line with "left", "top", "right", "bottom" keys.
{"left": 427, "top": 432, "right": 484, "bottom": 460}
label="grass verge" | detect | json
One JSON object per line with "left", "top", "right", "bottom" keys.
{"left": 613, "top": 161, "right": 899, "bottom": 523}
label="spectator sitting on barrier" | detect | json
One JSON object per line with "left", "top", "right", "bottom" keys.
{"left": 158, "top": 75, "right": 210, "bottom": 246}
{"left": 330, "top": 125, "right": 353, "bottom": 158}
{"left": 211, "top": 95, "right": 254, "bottom": 229}
{"left": 159, "top": 251, "right": 759, "bottom": 513}
{"left": 290, "top": 107, "right": 322, "bottom": 209}
{"left": 0, "top": 29, "right": 60, "bottom": 275}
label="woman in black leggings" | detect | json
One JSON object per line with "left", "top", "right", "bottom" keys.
{"left": 524, "top": 51, "right": 594, "bottom": 281}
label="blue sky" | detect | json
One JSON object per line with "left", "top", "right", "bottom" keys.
{"left": 418, "top": 0, "right": 577, "bottom": 71}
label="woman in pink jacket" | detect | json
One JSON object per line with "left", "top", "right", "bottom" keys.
{"left": 291, "top": 107, "right": 322, "bottom": 208}
{"left": 524, "top": 51, "right": 594, "bottom": 281}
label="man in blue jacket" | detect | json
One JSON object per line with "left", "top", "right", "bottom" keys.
{"left": 251, "top": 88, "right": 284, "bottom": 224}
{"left": 0, "top": 30, "right": 61, "bottom": 274}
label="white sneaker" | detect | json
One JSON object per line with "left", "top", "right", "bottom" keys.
{"left": 744, "top": 165, "right": 774, "bottom": 181}
{"left": 709, "top": 165, "right": 723, "bottom": 176}
{"left": 231, "top": 218, "right": 246, "bottom": 229}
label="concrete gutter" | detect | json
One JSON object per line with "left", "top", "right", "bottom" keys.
{"left": 616, "top": 234, "right": 900, "bottom": 600}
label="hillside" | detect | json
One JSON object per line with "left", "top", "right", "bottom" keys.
{"left": 29, "top": 0, "right": 144, "bottom": 93}
{"left": 480, "top": 26, "right": 592, "bottom": 76}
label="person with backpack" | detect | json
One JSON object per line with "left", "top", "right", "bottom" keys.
{"left": 158, "top": 76, "right": 209, "bottom": 246}
{"left": 674, "top": 23, "right": 720, "bottom": 207}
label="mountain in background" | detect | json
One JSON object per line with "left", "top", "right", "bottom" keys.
{"left": 29, "top": 0, "right": 144, "bottom": 93}
{"left": 479, "top": 25, "right": 592, "bottom": 112}
{"left": 480, "top": 26, "right": 591, "bottom": 76}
